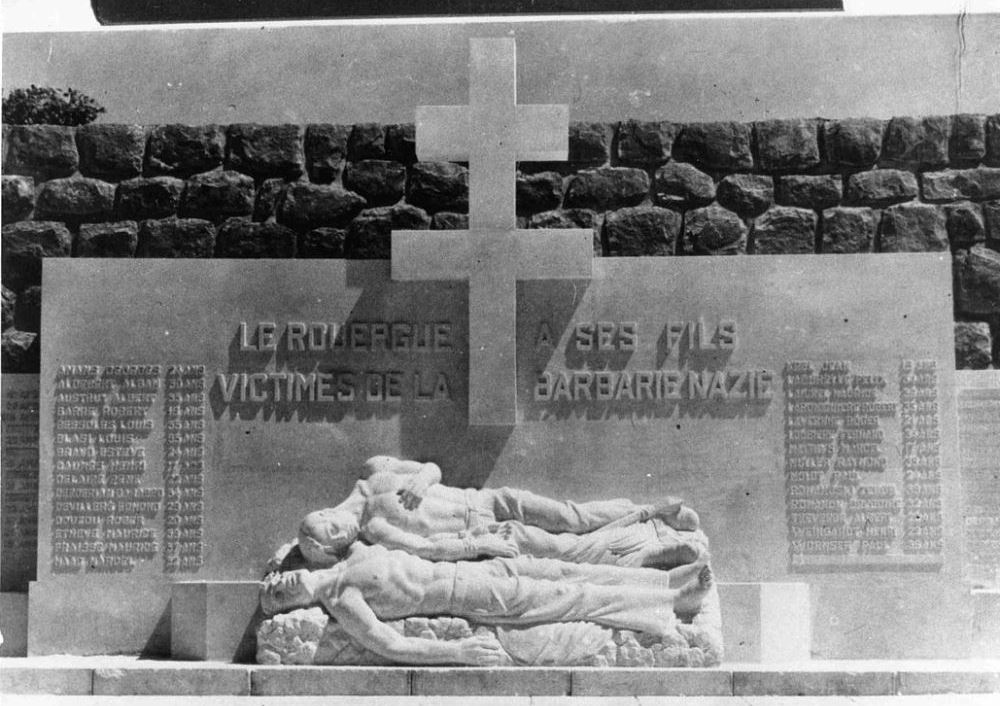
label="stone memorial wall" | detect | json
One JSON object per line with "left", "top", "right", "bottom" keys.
{"left": 28, "top": 253, "right": 968, "bottom": 661}
{"left": 1, "top": 375, "right": 39, "bottom": 592}
{"left": 3, "top": 114, "right": 999, "bottom": 376}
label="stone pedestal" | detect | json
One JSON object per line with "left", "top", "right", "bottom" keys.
{"left": 718, "top": 582, "right": 811, "bottom": 663}
{"left": 171, "top": 581, "right": 260, "bottom": 662}
{"left": 0, "top": 592, "right": 29, "bottom": 656}
{"left": 972, "top": 589, "right": 1000, "bottom": 659}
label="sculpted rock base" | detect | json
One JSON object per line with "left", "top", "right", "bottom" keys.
{"left": 257, "top": 586, "right": 723, "bottom": 668}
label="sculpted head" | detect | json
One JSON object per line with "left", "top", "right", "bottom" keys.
{"left": 259, "top": 569, "right": 316, "bottom": 617}
{"left": 298, "top": 509, "right": 359, "bottom": 566}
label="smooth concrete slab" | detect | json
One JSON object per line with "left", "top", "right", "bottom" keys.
{"left": 0, "top": 592, "right": 29, "bottom": 657}
{"left": 92, "top": 664, "right": 251, "bottom": 695}
{"left": 251, "top": 666, "right": 412, "bottom": 695}
{"left": 718, "top": 583, "right": 810, "bottom": 663}
{"left": 572, "top": 668, "right": 732, "bottom": 696}
{"left": 972, "top": 590, "right": 1000, "bottom": 659}
{"left": 0, "top": 664, "right": 92, "bottom": 695}
{"left": 896, "top": 667, "right": 1000, "bottom": 694}
{"left": 171, "top": 581, "right": 260, "bottom": 662}
{"left": 410, "top": 667, "right": 572, "bottom": 695}
{"left": 732, "top": 668, "right": 896, "bottom": 696}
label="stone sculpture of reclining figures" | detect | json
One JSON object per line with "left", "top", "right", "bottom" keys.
{"left": 273, "top": 455, "right": 706, "bottom": 573}
{"left": 261, "top": 538, "right": 714, "bottom": 666}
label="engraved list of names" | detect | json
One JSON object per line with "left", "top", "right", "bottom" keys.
{"left": 51, "top": 365, "right": 206, "bottom": 574}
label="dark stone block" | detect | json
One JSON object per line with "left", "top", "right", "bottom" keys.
{"left": 652, "top": 162, "right": 715, "bottom": 210}
{"left": 824, "top": 118, "right": 884, "bottom": 169}
{"left": 77, "top": 221, "right": 139, "bottom": 257}
{"left": 569, "top": 122, "right": 613, "bottom": 165}
{"left": 516, "top": 171, "right": 563, "bottom": 215}
{"left": 564, "top": 167, "right": 649, "bottom": 211}
{"left": 845, "top": 169, "right": 919, "bottom": 208}
{"left": 12, "top": 285, "right": 41, "bottom": 333}
{"left": 407, "top": 162, "right": 468, "bottom": 214}
{"left": 345, "top": 204, "right": 431, "bottom": 259}
{"left": 1, "top": 221, "right": 72, "bottom": 290}
{"left": 821, "top": 206, "right": 875, "bottom": 254}
{"left": 431, "top": 212, "right": 469, "bottom": 230}
{"left": 616, "top": 120, "right": 676, "bottom": 167}
{"left": 777, "top": 175, "right": 842, "bottom": 210}
{"left": 753, "top": 206, "right": 817, "bottom": 254}
{"left": 278, "top": 182, "right": 367, "bottom": 231}
{"left": 137, "top": 217, "right": 217, "bottom": 257}
{"left": 347, "top": 123, "right": 386, "bottom": 161}
{"left": 226, "top": 124, "right": 304, "bottom": 180}
{"left": 949, "top": 114, "right": 988, "bottom": 164}
{"left": 878, "top": 202, "right": 948, "bottom": 253}
{"left": 343, "top": 160, "right": 407, "bottom": 207}
{"left": 2, "top": 125, "right": 78, "bottom": 181}
{"left": 2, "top": 285, "right": 14, "bottom": 331}
{"left": 955, "top": 245, "right": 1000, "bottom": 317}
{"left": 684, "top": 204, "right": 747, "bottom": 255}
{"left": 385, "top": 124, "right": 417, "bottom": 165}
{"left": 673, "top": 122, "right": 753, "bottom": 173}
{"left": 955, "top": 321, "right": 993, "bottom": 370}
{"left": 34, "top": 176, "right": 116, "bottom": 224}
{"left": 1, "top": 329, "right": 39, "bottom": 373}
{"left": 882, "top": 115, "right": 951, "bottom": 170}
{"left": 2, "top": 175, "right": 35, "bottom": 223}
{"left": 528, "top": 208, "right": 602, "bottom": 255}
{"left": 304, "top": 124, "right": 351, "bottom": 184}
{"left": 76, "top": 124, "right": 145, "bottom": 181}
{"left": 179, "top": 170, "right": 256, "bottom": 222}
{"left": 146, "top": 124, "right": 225, "bottom": 178}
{"left": 986, "top": 115, "right": 1000, "bottom": 167}
{"left": 298, "top": 227, "right": 347, "bottom": 258}
{"left": 216, "top": 218, "right": 297, "bottom": 258}
{"left": 955, "top": 321, "right": 993, "bottom": 369}
{"left": 253, "top": 178, "right": 289, "bottom": 222}
{"left": 754, "top": 119, "right": 821, "bottom": 173}
{"left": 716, "top": 173, "right": 773, "bottom": 218}
{"left": 944, "top": 201, "right": 985, "bottom": 250}
{"left": 984, "top": 200, "right": 1000, "bottom": 250}
{"left": 922, "top": 167, "right": 1000, "bottom": 203}
{"left": 115, "top": 176, "right": 184, "bottom": 220}
{"left": 604, "top": 205, "right": 679, "bottom": 256}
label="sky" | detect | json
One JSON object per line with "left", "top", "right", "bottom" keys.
{"left": 1, "top": 2, "right": 998, "bottom": 125}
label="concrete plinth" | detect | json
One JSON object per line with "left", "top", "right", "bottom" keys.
{"left": 170, "top": 581, "right": 260, "bottom": 662}
{"left": 0, "top": 592, "right": 29, "bottom": 657}
{"left": 718, "top": 582, "right": 811, "bottom": 663}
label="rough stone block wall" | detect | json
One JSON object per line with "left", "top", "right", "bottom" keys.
{"left": 3, "top": 114, "right": 999, "bottom": 372}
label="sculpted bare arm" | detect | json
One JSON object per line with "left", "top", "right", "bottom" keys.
{"left": 363, "top": 517, "right": 517, "bottom": 561}
{"left": 329, "top": 586, "right": 503, "bottom": 666}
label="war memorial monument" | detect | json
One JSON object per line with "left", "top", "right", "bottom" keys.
{"left": 1, "top": 6, "right": 1000, "bottom": 700}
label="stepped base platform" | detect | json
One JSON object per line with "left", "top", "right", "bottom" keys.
{"left": 2, "top": 658, "right": 998, "bottom": 697}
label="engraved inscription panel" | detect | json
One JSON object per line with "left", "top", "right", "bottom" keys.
{"left": 1, "top": 375, "right": 40, "bottom": 592}
{"left": 784, "top": 359, "right": 943, "bottom": 569}
{"left": 50, "top": 364, "right": 206, "bottom": 574}
{"left": 958, "top": 374, "right": 1000, "bottom": 588}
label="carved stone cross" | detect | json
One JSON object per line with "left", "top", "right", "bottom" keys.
{"left": 392, "top": 38, "right": 593, "bottom": 426}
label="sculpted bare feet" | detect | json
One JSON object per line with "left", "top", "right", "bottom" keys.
{"left": 643, "top": 498, "right": 700, "bottom": 531}
{"left": 674, "top": 565, "right": 714, "bottom": 615}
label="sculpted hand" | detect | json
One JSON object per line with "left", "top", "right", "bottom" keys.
{"left": 456, "top": 635, "right": 505, "bottom": 666}
{"left": 475, "top": 534, "right": 519, "bottom": 558}
{"left": 397, "top": 476, "right": 430, "bottom": 510}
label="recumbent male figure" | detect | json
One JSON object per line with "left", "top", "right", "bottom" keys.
{"left": 261, "top": 523, "right": 714, "bottom": 666}
{"left": 278, "top": 455, "right": 705, "bottom": 571}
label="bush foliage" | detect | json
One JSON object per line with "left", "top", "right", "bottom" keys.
{"left": 3, "top": 85, "right": 106, "bottom": 126}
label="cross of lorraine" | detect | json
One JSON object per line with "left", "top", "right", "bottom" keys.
{"left": 392, "top": 38, "right": 593, "bottom": 427}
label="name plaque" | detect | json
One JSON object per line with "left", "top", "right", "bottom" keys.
{"left": 1, "top": 375, "right": 40, "bottom": 592}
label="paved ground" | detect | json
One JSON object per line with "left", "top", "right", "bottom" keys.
{"left": 4, "top": 696, "right": 1000, "bottom": 705}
